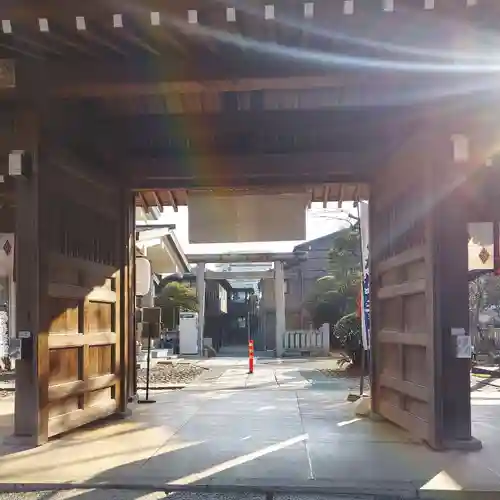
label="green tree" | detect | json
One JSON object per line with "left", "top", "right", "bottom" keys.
{"left": 303, "top": 222, "right": 363, "bottom": 355}
{"left": 328, "top": 224, "right": 362, "bottom": 312}
{"left": 155, "top": 282, "right": 198, "bottom": 329}
{"left": 303, "top": 277, "right": 347, "bottom": 328}
{"left": 483, "top": 274, "right": 500, "bottom": 309}
{"left": 303, "top": 224, "right": 362, "bottom": 323}
{"left": 332, "top": 312, "right": 363, "bottom": 367}
{"left": 469, "top": 273, "right": 500, "bottom": 336}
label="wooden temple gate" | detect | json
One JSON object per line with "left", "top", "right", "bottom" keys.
{"left": 0, "top": 0, "right": 498, "bottom": 448}
{"left": 1, "top": 108, "right": 136, "bottom": 444}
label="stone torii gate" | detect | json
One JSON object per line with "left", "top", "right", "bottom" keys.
{"left": 188, "top": 252, "right": 306, "bottom": 357}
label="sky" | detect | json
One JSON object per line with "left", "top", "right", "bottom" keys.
{"left": 159, "top": 201, "right": 357, "bottom": 255}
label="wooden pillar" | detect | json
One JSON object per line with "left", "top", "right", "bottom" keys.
{"left": 128, "top": 193, "right": 137, "bottom": 401}
{"left": 118, "top": 188, "right": 135, "bottom": 413}
{"left": 430, "top": 141, "right": 481, "bottom": 450}
{"left": 368, "top": 192, "right": 382, "bottom": 414}
{"left": 14, "top": 108, "right": 50, "bottom": 445}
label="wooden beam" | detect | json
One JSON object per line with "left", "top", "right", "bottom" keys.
{"left": 322, "top": 184, "right": 329, "bottom": 208}
{"left": 143, "top": 15, "right": 188, "bottom": 54}
{"left": 138, "top": 191, "right": 148, "bottom": 210}
{"left": 166, "top": 190, "right": 178, "bottom": 212}
{"left": 48, "top": 374, "right": 118, "bottom": 402}
{"left": 76, "top": 29, "right": 127, "bottom": 56}
{"left": 126, "top": 151, "right": 378, "bottom": 190}
{"left": 151, "top": 190, "right": 163, "bottom": 212}
{"left": 378, "top": 401, "right": 430, "bottom": 442}
{"left": 141, "top": 184, "right": 369, "bottom": 208}
{"left": 48, "top": 332, "right": 117, "bottom": 348}
{"left": 47, "top": 283, "right": 117, "bottom": 303}
{"left": 377, "top": 279, "right": 426, "bottom": 300}
{"left": 378, "top": 329, "right": 428, "bottom": 347}
{"left": 52, "top": 74, "right": 354, "bottom": 99}
{"left": 352, "top": 183, "right": 359, "bottom": 202}
{"left": 338, "top": 184, "right": 345, "bottom": 208}
{"left": 0, "top": 40, "right": 43, "bottom": 59}
{"left": 111, "top": 22, "right": 161, "bottom": 56}
{"left": 4, "top": 55, "right": 474, "bottom": 103}
{"left": 47, "top": 401, "right": 117, "bottom": 439}
{"left": 85, "top": 110, "right": 404, "bottom": 149}
{"left": 379, "top": 374, "right": 428, "bottom": 403}
{"left": 0, "top": 53, "right": 352, "bottom": 99}
{"left": 43, "top": 30, "right": 99, "bottom": 57}
{"left": 377, "top": 246, "right": 425, "bottom": 275}
{"left": 12, "top": 33, "right": 63, "bottom": 56}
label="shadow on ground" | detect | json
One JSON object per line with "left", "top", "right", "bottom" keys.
{"left": 1, "top": 364, "right": 500, "bottom": 498}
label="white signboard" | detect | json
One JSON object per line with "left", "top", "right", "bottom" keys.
{"left": 468, "top": 222, "right": 494, "bottom": 271}
{"left": 188, "top": 192, "right": 308, "bottom": 244}
{"left": 456, "top": 335, "right": 472, "bottom": 359}
{"left": 359, "top": 201, "right": 371, "bottom": 351}
{"left": 0, "top": 234, "right": 14, "bottom": 274}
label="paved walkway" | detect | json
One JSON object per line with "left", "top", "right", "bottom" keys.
{"left": 0, "top": 360, "right": 499, "bottom": 498}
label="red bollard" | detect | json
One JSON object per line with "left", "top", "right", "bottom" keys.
{"left": 248, "top": 340, "right": 254, "bottom": 374}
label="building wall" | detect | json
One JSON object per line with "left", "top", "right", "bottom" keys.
{"left": 285, "top": 232, "right": 339, "bottom": 329}
{"left": 256, "top": 233, "right": 339, "bottom": 332}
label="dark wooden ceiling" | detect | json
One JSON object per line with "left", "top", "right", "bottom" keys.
{"left": 1, "top": 0, "right": 499, "bottom": 211}
{"left": 0, "top": 0, "right": 497, "bottom": 65}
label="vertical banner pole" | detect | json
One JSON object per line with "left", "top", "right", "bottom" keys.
{"left": 359, "top": 201, "right": 371, "bottom": 396}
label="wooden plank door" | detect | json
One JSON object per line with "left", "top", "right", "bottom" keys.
{"left": 15, "top": 148, "right": 133, "bottom": 443}
{"left": 369, "top": 129, "right": 439, "bottom": 448}
{"left": 44, "top": 163, "right": 131, "bottom": 439}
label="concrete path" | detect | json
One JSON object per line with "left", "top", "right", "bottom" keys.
{"left": 0, "top": 360, "right": 499, "bottom": 498}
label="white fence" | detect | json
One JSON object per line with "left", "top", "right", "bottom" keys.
{"left": 282, "top": 324, "right": 329, "bottom": 356}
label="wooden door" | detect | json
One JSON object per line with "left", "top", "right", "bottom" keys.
{"left": 370, "top": 129, "right": 439, "bottom": 448}
{"left": 15, "top": 149, "right": 134, "bottom": 443}
{"left": 45, "top": 163, "right": 133, "bottom": 438}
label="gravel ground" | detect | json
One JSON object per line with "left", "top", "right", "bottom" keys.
{"left": 137, "top": 362, "right": 205, "bottom": 386}
{"left": 0, "top": 365, "right": 206, "bottom": 393}
{"left": 0, "top": 371, "right": 14, "bottom": 382}
{"left": 0, "top": 371, "right": 14, "bottom": 399}
{"left": 319, "top": 367, "right": 362, "bottom": 380}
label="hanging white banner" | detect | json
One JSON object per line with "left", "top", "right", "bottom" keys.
{"left": 359, "top": 201, "right": 371, "bottom": 350}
